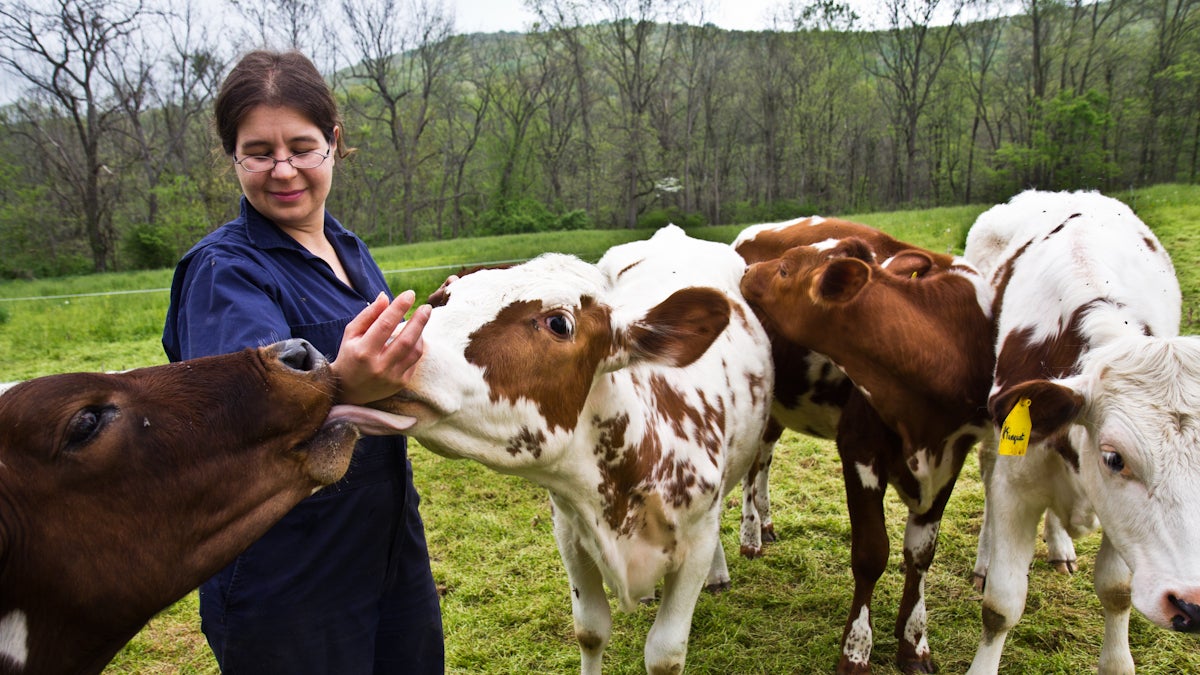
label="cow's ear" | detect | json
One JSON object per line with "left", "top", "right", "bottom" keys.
{"left": 627, "top": 287, "right": 731, "bottom": 368}
{"left": 883, "top": 249, "right": 934, "bottom": 278}
{"left": 829, "top": 237, "right": 874, "bottom": 262}
{"left": 812, "top": 257, "right": 870, "bottom": 304}
{"left": 990, "top": 380, "right": 1085, "bottom": 443}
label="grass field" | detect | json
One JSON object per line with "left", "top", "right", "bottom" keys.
{"left": 3, "top": 185, "right": 1199, "bottom": 673}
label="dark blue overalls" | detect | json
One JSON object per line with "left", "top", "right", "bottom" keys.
{"left": 163, "top": 198, "right": 444, "bottom": 674}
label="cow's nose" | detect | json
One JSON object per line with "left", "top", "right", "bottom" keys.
{"left": 1169, "top": 594, "right": 1200, "bottom": 632}
{"left": 277, "top": 339, "right": 327, "bottom": 372}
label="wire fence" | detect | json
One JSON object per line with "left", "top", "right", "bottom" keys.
{"left": 0, "top": 257, "right": 546, "bottom": 303}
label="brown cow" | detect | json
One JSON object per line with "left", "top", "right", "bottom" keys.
{"left": 0, "top": 339, "right": 362, "bottom": 675}
{"left": 739, "top": 220, "right": 995, "bottom": 674}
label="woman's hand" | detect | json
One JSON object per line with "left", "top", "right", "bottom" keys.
{"left": 331, "top": 290, "right": 432, "bottom": 405}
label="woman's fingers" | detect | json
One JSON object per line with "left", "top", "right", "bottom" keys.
{"left": 334, "top": 290, "right": 431, "bottom": 404}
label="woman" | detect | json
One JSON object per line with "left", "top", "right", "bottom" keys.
{"left": 162, "top": 50, "right": 444, "bottom": 673}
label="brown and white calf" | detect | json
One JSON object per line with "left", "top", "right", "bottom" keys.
{"left": 0, "top": 339, "right": 362, "bottom": 675}
{"left": 739, "top": 222, "right": 995, "bottom": 674}
{"left": 348, "top": 225, "right": 773, "bottom": 674}
{"left": 731, "top": 218, "right": 951, "bottom": 558}
{"left": 963, "top": 190, "right": 1200, "bottom": 674}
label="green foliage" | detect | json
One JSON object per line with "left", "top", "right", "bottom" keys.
{"left": 721, "top": 199, "right": 829, "bottom": 227}
{"left": 120, "top": 176, "right": 215, "bottom": 271}
{"left": 474, "top": 198, "right": 594, "bottom": 236}
{"left": 123, "top": 222, "right": 179, "bottom": 271}
{"left": 991, "top": 89, "right": 1120, "bottom": 192}
{"left": 636, "top": 206, "right": 707, "bottom": 230}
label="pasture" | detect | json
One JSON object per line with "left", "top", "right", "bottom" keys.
{"left": 2, "top": 184, "right": 1199, "bottom": 673}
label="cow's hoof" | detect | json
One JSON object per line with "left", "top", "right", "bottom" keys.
{"left": 740, "top": 544, "right": 764, "bottom": 559}
{"left": 761, "top": 524, "right": 778, "bottom": 543}
{"left": 1049, "top": 558, "right": 1078, "bottom": 574}
{"left": 898, "top": 656, "right": 936, "bottom": 674}
{"left": 705, "top": 580, "right": 731, "bottom": 594}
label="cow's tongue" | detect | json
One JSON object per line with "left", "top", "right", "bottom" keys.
{"left": 326, "top": 404, "right": 416, "bottom": 435}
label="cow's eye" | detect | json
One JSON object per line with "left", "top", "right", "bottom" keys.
{"left": 65, "top": 406, "right": 116, "bottom": 449}
{"left": 544, "top": 312, "right": 574, "bottom": 338}
{"left": 1101, "top": 447, "right": 1128, "bottom": 476}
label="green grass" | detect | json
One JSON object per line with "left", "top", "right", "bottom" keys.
{"left": 1, "top": 185, "right": 1197, "bottom": 673}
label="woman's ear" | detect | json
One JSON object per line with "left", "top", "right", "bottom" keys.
{"left": 332, "top": 125, "right": 341, "bottom": 154}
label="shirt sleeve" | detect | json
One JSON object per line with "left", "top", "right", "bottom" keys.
{"left": 169, "top": 251, "right": 293, "bottom": 361}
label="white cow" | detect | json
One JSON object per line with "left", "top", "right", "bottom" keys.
{"left": 964, "top": 190, "right": 1200, "bottom": 674}
{"left": 346, "top": 225, "right": 774, "bottom": 674}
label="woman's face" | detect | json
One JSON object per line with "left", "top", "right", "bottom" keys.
{"left": 234, "top": 105, "right": 336, "bottom": 233}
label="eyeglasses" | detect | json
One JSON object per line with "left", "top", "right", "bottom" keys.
{"left": 234, "top": 148, "right": 331, "bottom": 173}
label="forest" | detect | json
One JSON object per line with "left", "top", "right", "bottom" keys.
{"left": 0, "top": 0, "right": 1197, "bottom": 278}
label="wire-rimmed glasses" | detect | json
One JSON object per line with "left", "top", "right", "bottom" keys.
{"left": 234, "top": 148, "right": 331, "bottom": 173}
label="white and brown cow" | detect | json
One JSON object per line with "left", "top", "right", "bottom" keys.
{"left": 963, "top": 190, "right": 1200, "bottom": 674}
{"left": 739, "top": 221, "right": 995, "bottom": 674}
{"left": 0, "top": 339, "right": 363, "bottom": 675}
{"left": 350, "top": 225, "right": 773, "bottom": 674}
{"left": 732, "top": 218, "right": 945, "bottom": 558}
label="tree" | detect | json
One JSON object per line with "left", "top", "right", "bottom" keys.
{"left": 0, "top": 0, "right": 147, "bottom": 272}
{"left": 866, "top": 0, "right": 966, "bottom": 203}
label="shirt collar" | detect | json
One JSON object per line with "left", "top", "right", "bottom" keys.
{"left": 239, "top": 196, "right": 354, "bottom": 253}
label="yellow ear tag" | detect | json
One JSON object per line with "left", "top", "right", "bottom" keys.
{"left": 911, "top": 270, "right": 919, "bottom": 279}
{"left": 998, "top": 398, "right": 1032, "bottom": 457}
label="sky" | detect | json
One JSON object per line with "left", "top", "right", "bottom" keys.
{"left": 451, "top": 0, "right": 797, "bottom": 33}
{"left": 0, "top": 1, "right": 927, "bottom": 104}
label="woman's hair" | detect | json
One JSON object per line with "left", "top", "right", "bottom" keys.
{"left": 214, "top": 50, "right": 351, "bottom": 158}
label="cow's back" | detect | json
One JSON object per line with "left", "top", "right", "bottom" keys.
{"left": 968, "top": 190, "right": 1180, "bottom": 368}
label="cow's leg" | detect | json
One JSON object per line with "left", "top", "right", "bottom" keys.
{"left": 894, "top": 489, "right": 956, "bottom": 674}
{"left": 705, "top": 529, "right": 732, "bottom": 592}
{"left": 1094, "top": 533, "right": 1135, "bottom": 675}
{"left": 552, "top": 515, "right": 611, "bottom": 675}
{"left": 646, "top": 518, "right": 719, "bottom": 675}
{"left": 973, "top": 437, "right": 997, "bottom": 591}
{"left": 835, "top": 402, "right": 894, "bottom": 675}
{"left": 965, "top": 468, "right": 1044, "bottom": 675}
{"left": 740, "top": 421, "right": 782, "bottom": 558}
{"left": 1042, "top": 510, "right": 1078, "bottom": 574}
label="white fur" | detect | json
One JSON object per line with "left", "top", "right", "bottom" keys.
{"left": 855, "top": 461, "right": 881, "bottom": 491}
{"left": 0, "top": 610, "right": 28, "bottom": 670}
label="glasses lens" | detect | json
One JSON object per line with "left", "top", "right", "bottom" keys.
{"left": 238, "top": 156, "right": 276, "bottom": 172}
{"left": 290, "top": 151, "right": 327, "bottom": 169}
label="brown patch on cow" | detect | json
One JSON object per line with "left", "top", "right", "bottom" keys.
{"left": 994, "top": 300, "right": 1104, "bottom": 393}
{"left": 593, "top": 413, "right": 630, "bottom": 461}
{"left": 1050, "top": 430, "right": 1079, "bottom": 471}
{"left": 506, "top": 426, "right": 547, "bottom": 458}
{"left": 617, "top": 260, "right": 643, "bottom": 278}
{"left": 1143, "top": 237, "right": 1159, "bottom": 253}
{"left": 465, "top": 297, "right": 614, "bottom": 432}
{"left": 1043, "top": 213, "right": 1081, "bottom": 240}
{"left": 594, "top": 395, "right": 718, "bottom": 535}
{"left": 649, "top": 374, "right": 725, "bottom": 467}
{"left": 988, "top": 239, "right": 1033, "bottom": 329}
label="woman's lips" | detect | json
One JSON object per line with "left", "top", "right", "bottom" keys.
{"left": 271, "top": 189, "right": 305, "bottom": 202}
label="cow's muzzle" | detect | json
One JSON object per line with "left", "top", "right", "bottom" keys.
{"left": 1169, "top": 594, "right": 1200, "bottom": 632}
